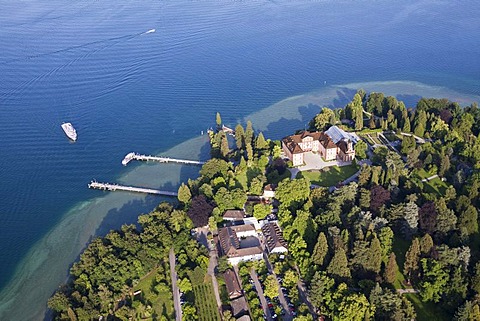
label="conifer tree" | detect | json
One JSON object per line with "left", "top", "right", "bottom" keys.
{"left": 255, "top": 132, "right": 267, "bottom": 150}
{"left": 419, "top": 234, "right": 433, "bottom": 256}
{"left": 220, "top": 134, "right": 229, "bottom": 159}
{"left": 312, "top": 232, "right": 329, "bottom": 268}
{"left": 216, "top": 112, "right": 222, "bottom": 128}
{"left": 369, "top": 115, "right": 376, "bottom": 129}
{"left": 245, "top": 120, "right": 254, "bottom": 146}
{"left": 402, "top": 118, "right": 411, "bottom": 132}
{"left": 404, "top": 238, "right": 420, "bottom": 283}
{"left": 234, "top": 124, "right": 245, "bottom": 150}
{"left": 327, "top": 248, "right": 351, "bottom": 281}
{"left": 384, "top": 252, "right": 398, "bottom": 284}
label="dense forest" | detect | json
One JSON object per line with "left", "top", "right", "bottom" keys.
{"left": 49, "top": 92, "right": 480, "bottom": 321}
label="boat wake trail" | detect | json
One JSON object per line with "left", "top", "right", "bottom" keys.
{"left": 0, "top": 31, "right": 146, "bottom": 65}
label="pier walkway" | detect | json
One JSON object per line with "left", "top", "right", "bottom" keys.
{"left": 88, "top": 181, "right": 178, "bottom": 196}
{"left": 122, "top": 152, "right": 205, "bottom": 166}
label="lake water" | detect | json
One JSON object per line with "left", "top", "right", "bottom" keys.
{"left": 0, "top": 1, "right": 479, "bottom": 319}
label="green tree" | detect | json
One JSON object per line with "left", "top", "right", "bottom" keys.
{"left": 283, "top": 270, "right": 299, "bottom": 288}
{"left": 454, "top": 301, "right": 480, "bottom": 321}
{"left": 216, "top": 112, "right": 222, "bottom": 128}
{"left": 178, "top": 278, "right": 193, "bottom": 293}
{"left": 327, "top": 248, "right": 351, "bottom": 281}
{"left": 384, "top": 253, "right": 398, "bottom": 285}
{"left": 255, "top": 132, "right": 268, "bottom": 150}
{"left": 369, "top": 115, "right": 376, "bottom": 129}
{"left": 47, "top": 292, "right": 70, "bottom": 313}
{"left": 419, "top": 258, "right": 449, "bottom": 303}
{"left": 275, "top": 178, "right": 310, "bottom": 207}
{"left": 400, "top": 135, "right": 416, "bottom": 155}
{"left": 471, "top": 262, "right": 480, "bottom": 295}
{"left": 308, "top": 272, "right": 335, "bottom": 316}
{"left": 200, "top": 158, "right": 230, "bottom": 180}
{"left": 458, "top": 205, "right": 478, "bottom": 237}
{"left": 419, "top": 233, "right": 433, "bottom": 255}
{"left": 235, "top": 124, "right": 245, "bottom": 150}
{"left": 439, "top": 154, "right": 451, "bottom": 176}
{"left": 435, "top": 198, "right": 457, "bottom": 236}
{"left": 404, "top": 238, "right": 420, "bottom": 282}
{"left": 354, "top": 140, "right": 367, "bottom": 159}
{"left": 312, "top": 232, "right": 329, "bottom": 268}
{"left": 358, "top": 188, "right": 371, "bottom": 210}
{"left": 245, "top": 120, "right": 254, "bottom": 146}
{"left": 249, "top": 177, "right": 263, "bottom": 196}
{"left": 313, "top": 107, "right": 335, "bottom": 131}
{"left": 264, "top": 274, "right": 279, "bottom": 299}
{"left": 334, "top": 292, "right": 374, "bottom": 321}
{"left": 402, "top": 117, "right": 411, "bottom": 132}
{"left": 413, "top": 110, "right": 427, "bottom": 137}
{"left": 220, "top": 134, "right": 229, "bottom": 158}
{"left": 355, "top": 108, "right": 364, "bottom": 131}
{"left": 178, "top": 183, "right": 192, "bottom": 205}
{"left": 253, "top": 203, "right": 272, "bottom": 220}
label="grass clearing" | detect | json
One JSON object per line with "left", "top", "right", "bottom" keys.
{"left": 133, "top": 266, "right": 174, "bottom": 320}
{"left": 405, "top": 293, "right": 450, "bottom": 321}
{"left": 297, "top": 164, "right": 359, "bottom": 187}
{"left": 424, "top": 177, "right": 448, "bottom": 196}
{"left": 392, "top": 236, "right": 411, "bottom": 290}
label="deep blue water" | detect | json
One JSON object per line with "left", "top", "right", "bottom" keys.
{"left": 0, "top": 1, "right": 479, "bottom": 319}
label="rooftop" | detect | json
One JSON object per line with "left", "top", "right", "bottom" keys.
{"left": 223, "top": 209, "right": 245, "bottom": 220}
{"left": 261, "top": 222, "right": 288, "bottom": 252}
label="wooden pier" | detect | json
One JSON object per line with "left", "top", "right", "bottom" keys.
{"left": 88, "top": 181, "right": 178, "bottom": 196}
{"left": 122, "top": 152, "right": 205, "bottom": 166}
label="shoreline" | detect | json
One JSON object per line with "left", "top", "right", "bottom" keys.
{"left": 0, "top": 80, "right": 479, "bottom": 320}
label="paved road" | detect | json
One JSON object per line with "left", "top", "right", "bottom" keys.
{"left": 250, "top": 269, "right": 272, "bottom": 321}
{"left": 169, "top": 248, "right": 182, "bottom": 321}
{"left": 207, "top": 245, "right": 223, "bottom": 311}
{"left": 263, "top": 253, "right": 293, "bottom": 321}
{"left": 297, "top": 279, "right": 317, "bottom": 318}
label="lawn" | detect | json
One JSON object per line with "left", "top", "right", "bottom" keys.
{"left": 133, "top": 266, "right": 174, "bottom": 320}
{"left": 391, "top": 237, "right": 410, "bottom": 290}
{"left": 423, "top": 177, "right": 448, "bottom": 196}
{"left": 405, "top": 293, "right": 450, "bottom": 321}
{"left": 297, "top": 164, "right": 359, "bottom": 187}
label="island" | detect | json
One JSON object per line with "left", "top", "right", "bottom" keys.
{"left": 48, "top": 91, "right": 480, "bottom": 321}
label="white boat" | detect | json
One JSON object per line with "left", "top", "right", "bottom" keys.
{"left": 145, "top": 29, "right": 156, "bottom": 34}
{"left": 61, "top": 122, "right": 77, "bottom": 141}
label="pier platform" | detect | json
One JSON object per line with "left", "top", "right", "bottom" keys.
{"left": 88, "top": 181, "right": 178, "bottom": 196}
{"left": 122, "top": 152, "right": 205, "bottom": 166}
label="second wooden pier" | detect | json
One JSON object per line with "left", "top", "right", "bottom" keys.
{"left": 88, "top": 181, "right": 178, "bottom": 196}
{"left": 122, "top": 152, "right": 205, "bottom": 166}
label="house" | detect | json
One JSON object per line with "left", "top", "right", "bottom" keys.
{"left": 223, "top": 210, "right": 245, "bottom": 222}
{"left": 262, "top": 222, "right": 288, "bottom": 254}
{"left": 236, "top": 315, "right": 251, "bottom": 321}
{"left": 217, "top": 226, "right": 263, "bottom": 265}
{"left": 230, "top": 224, "right": 257, "bottom": 238}
{"left": 281, "top": 126, "right": 357, "bottom": 166}
{"left": 224, "top": 269, "right": 242, "bottom": 299}
{"left": 262, "top": 184, "right": 276, "bottom": 199}
{"left": 230, "top": 296, "right": 249, "bottom": 318}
